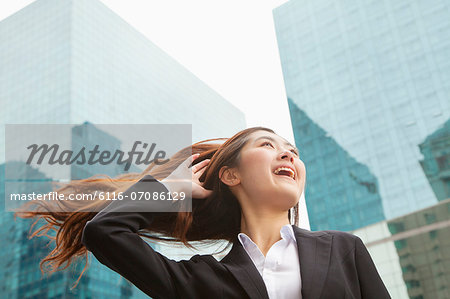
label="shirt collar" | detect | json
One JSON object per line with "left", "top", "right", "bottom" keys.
{"left": 238, "top": 224, "right": 297, "bottom": 249}
{"left": 281, "top": 224, "right": 297, "bottom": 242}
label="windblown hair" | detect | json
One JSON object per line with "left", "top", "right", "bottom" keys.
{"left": 14, "top": 126, "right": 300, "bottom": 289}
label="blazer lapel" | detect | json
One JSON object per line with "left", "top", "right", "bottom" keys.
{"left": 221, "top": 236, "right": 270, "bottom": 299}
{"left": 292, "top": 226, "right": 332, "bottom": 299}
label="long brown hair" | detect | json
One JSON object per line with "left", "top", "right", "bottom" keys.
{"left": 14, "top": 126, "right": 300, "bottom": 288}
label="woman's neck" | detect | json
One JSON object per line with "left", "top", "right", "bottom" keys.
{"left": 240, "top": 211, "right": 290, "bottom": 257}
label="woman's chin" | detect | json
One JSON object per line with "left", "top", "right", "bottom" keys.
{"left": 273, "top": 179, "right": 302, "bottom": 194}
{"left": 268, "top": 191, "right": 300, "bottom": 206}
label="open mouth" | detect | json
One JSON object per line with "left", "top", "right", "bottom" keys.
{"left": 273, "top": 167, "right": 295, "bottom": 180}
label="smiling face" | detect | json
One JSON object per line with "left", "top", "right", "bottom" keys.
{"left": 221, "top": 130, "right": 306, "bottom": 213}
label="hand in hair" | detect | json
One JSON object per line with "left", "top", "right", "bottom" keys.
{"left": 161, "top": 153, "right": 213, "bottom": 200}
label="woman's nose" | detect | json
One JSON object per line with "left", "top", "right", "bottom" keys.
{"left": 280, "top": 150, "right": 294, "bottom": 163}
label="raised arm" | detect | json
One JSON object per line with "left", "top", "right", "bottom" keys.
{"left": 81, "top": 174, "right": 193, "bottom": 299}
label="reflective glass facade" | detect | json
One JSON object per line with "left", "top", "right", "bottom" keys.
{"left": 288, "top": 98, "right": 385, "bottom": 231}
{"left": 419, "top": 119, "right": 450, "bottom": 202}
{"left": 274, "top": 0, "right": 450, "bottom": 297}
{"left": 273, "top": 0, "right": 450, "bottom": 223}
{"left": 353, "top": 199, "right": 450, "bottom": 298}
{"left": 0, "top": 0, "right": 245, "bottom": 297}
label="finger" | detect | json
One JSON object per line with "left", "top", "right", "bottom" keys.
{"left": 192, "top": 159, "right": 210, "bottom": 173}
{"left": 193, "top": 185, "right": 213, "bottom": 199}
{"left": 200, "top": 188, "right": 213, "bottom": 198}
{"left": 184, "top": 153, "right": 200, "bottom": 168}
{"left": 194, "top": 164, "right": 209, "bottom": 178}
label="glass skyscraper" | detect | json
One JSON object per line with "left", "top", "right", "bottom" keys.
{"left": 288, "top": 98, "right": 385, "bottom": 231}
{"left": 274, "top": 0, "right": 449, "bottom": 222}
{"left": 0, "top": 0, "right": 245, "bottom": 297}
{"left": 0, "top": 0, "right": 244, "bottom": 149}
{"left": 419, "top": 119, "right": 450, "bottom": 202}
{"left": 274, "top": 0, "right": 450, "bottom": 297}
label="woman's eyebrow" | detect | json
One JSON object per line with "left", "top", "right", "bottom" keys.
{"left": 254, "top": 136, "right": 299, "bottom": 152}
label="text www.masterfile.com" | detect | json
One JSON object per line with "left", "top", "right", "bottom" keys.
{"left": 9, "top": 191, "right": 186, "bottom": 201}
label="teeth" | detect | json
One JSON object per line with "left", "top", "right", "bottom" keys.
{"left": 274, "top": 167, "right": 295, "bottom": 179}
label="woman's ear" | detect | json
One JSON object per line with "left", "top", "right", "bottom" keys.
{"left": 219, "top": 166, "right": 240, "bottom": 187}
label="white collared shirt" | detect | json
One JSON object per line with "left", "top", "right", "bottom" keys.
{"left": 238, "top": 224, "right": 302, "bottom": 299}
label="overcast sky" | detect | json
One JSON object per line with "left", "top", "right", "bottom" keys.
{"left": 1, "top": 0, "right": 293, "bottom": 139}
{"left": 1, "top": 0, "right": 310, "bottom": 229}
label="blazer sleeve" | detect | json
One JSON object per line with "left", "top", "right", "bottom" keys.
{"left": 354, "top": 236, "right": 391, "bottom": 298}
{"left": 81, "top": 174, "right": 195, "bottom": 299}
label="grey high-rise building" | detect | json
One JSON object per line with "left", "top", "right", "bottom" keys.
{"left": 274, "top": 0, "right": 450, "bottom": 297}
{"left": 274, "top": 0, "right": 449, "bottom": 224}
{"left": 419, "top": 119, "right": 450, "bottom": 202}
{"left": 0, "top": 0, "right": 245, "bottom": 297}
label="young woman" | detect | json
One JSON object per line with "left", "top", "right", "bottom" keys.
{"left": 16, "top": 126, "right": 390, "bottom": 298}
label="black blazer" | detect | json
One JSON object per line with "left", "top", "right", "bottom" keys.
{"left": 81, "top": 175, "right": 391, "bottom": 299}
